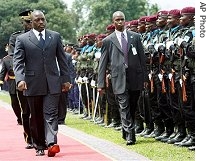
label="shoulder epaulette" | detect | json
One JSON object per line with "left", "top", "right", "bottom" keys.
{"left": 12, "top": 31, "right": 22, "bottom": 35}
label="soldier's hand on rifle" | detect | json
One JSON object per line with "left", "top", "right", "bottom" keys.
{"left": 144, "top": 82, "right": 149, "bottom": 89}
{"left": 105, "top": 74, "right": 111, "bottom": 88}
{"left": 97, "top": 88, "right": 105, "bottom": 96}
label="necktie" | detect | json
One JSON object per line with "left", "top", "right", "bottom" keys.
{"left": 121, "top": 32, "right": 128, "bottom": 65}
{"left": 39, "top": 32, "right": 45, "bottom": 48}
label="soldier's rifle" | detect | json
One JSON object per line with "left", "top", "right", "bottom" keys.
{"left": 147, "top": 44, "right": 156, "bottom": 93}
{"left": 83, "top": 76, "right": 91, "bottom": 118}
{"left": 76, "top": 76, "right": 84, "bottom": 114}
{"left": 157, "top": 44, "right": 167, "bottom": 93}
{"left": 168, "top": 68, "right": 175, "bottom": 94}
{"left": 177, "top": 38, "right": 188, "bottom": 103}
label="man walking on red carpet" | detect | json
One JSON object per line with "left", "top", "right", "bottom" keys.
{"left": 13, "top": 10, "right": 71, "bottom": 157}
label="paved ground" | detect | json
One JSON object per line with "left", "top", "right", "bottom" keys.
{"left": 0, "top": 91, "right": 150, "bottom": 161}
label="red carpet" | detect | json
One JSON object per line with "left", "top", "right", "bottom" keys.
{"left": 0, "top": 106, "right": 112, "bottom": 161}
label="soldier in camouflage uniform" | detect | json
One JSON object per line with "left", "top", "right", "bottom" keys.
{"left": 137, "top": 16, "right": 147, "bottom": 39}
{"left": 139, "top": 15, "right": 160, "bottom": 137}
{"left": 92, "top": 34, "right": 108, "bottom": 125}
{"left": 172, "top": 7, "right": 195, "bottom": 150}
{"left": 76, "top": 35, "right": 89, "bottom": 117}
{"left": 165, "top": 9, "right": 188, "bottom": 145}
{"left": 77, "top": 34, "right": 96, "bottom": 120}
{"left": 159, "top": 9, "right": 183, "bottom": 142}
{"left": 149, "top": 11, "right": 175, "bottom": 141}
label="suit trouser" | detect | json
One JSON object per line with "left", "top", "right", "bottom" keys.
{"left": 116, "top": 89, "right": 140, "bottom": 141}
{"left": 27, "top": 93, "right": 60, "bottom": 150}
{"left": 17, "top": 90, "right": 32, "bottom": 144}
{"left": 27, "top": 96, "right": 46, "bottom": 150}
{"left": 9, "top": 93, "right": 22, "bottom": 124}
{"left": 58, "top": 92, "right": 67, "bottom": 123}
{"left": 43, "top": 93, "right": 60, "bottom": 146}
{"left": 106, "top": 80, "right": 121, "bottom": 125}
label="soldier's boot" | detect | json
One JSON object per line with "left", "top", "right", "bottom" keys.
{"left": 167, "top": 125, "right": 186, "bottom": 144}
{"left": 160, "top": 119, "right": 174, "bottom": 142}
{"left": 135, "top": 118, "right": 144, "bottom": 134}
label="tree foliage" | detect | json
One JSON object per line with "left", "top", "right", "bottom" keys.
{"left": 0, "top": 0, "right": 76, "bottom": 58}
{"left": 0, "top": 0, "right": 159, "bottom": 58}
{"left": 71, "top": 0, "right": 159, "bottom": 36}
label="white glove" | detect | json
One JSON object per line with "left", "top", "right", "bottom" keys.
{"left": 90, "top": 80, "right": 96, "bottom": 87}
{"left": 77, "top": 76, "right": 83, "bottom": 84}
{"left": 95, "top": 51, "right": 101, "bottom": 59}
{"left": 166, "top": 41, "right": 174, "bottom": 50}
{"left": 154, "top": 43, "right": 165, "bottom": 51}
{"left": 177, "top": 38, "right": 185, "bottom": 46}
{"left": 168, "top": 73, "right": 172, "bottom": 81}
{"left": 82, "top": 76, "right": 88, "bottom": 83}
{"left": 72, "top": 59, "right": 77, "bottom": 64}
{"left": 158, "top": 73, "right": 163, "bottom": 82}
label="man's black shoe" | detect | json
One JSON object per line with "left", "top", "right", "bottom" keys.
{"left": 126, "top": 140, "right": 135, "bottom": 145}
{"left": 114, "top": 125, "right": 122, "bottom": 131}
{"left": 25, "top": 143, "right": 34, "bottom": 149}
{"left": 188, "top": 146, "right": 195, "bottom": 151}
{"left": 36, "top": 149, "right": 45, "bottom": 156}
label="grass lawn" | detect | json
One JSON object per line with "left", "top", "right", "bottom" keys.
{"left": 0, "top": 91, "right": 195, "bottom": 161}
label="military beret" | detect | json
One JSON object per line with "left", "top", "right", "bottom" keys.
{"left": 168, "top": 9, "right": 181, "bottom": 17}
{"left": 138, "top": 16, "right": 147, "bottom": 23}
{"left": 87, "top": 33, "right": 96, "bottom": 39}
{"left": 145, "top": 15, "right": 158, "bottom": 23}
{"left": 130, "top": 20, "right": 139, "bottom": 26}
{"left": 106, "top": 24, "right": 115, "bottom": 31}
{"left": 97, "top": 34, "right": 107, "bottom": 39}
{"left": 19, "top": 9, "right": 33, "bottom": 21}
{"left": 157, "top": 10, "right": 168, "bottom": 18}
{"left": 125, "top": 21, "right": 130, "bottom": 26}
{"left": 180, "top": 7, "right": 195, "bottom": 15}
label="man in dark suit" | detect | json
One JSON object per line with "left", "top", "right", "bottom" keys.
{"left": 97, "top": 11, "right": 148, "bottom": 145}
{"left": 13, "top": 10, "right": 71, "bottom": 157}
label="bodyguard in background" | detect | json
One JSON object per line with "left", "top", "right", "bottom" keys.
{"left": 97, "top": 11, "right": 148, "bottom": 145}
{"left": 0, "top": 44, "right": 22, "bottom": 125}
{"left": 1, "top": 10, "right": 33, "bottom": 149}
{"left": 13, "top": 10, "right": 71, "bottom": 156}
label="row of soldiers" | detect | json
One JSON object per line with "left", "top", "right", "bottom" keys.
{"left": 63, "top": 6, "right": 195, "bottom": 151}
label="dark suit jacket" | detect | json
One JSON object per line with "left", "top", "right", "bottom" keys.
{"left": 13, "top": 29, "right": 70, "bottom": 96}
{"left": 97, "top": 30, "right": 148, "bottom": 94}
{"left": 0, "top": 54, "right": 16, "bottom": 94}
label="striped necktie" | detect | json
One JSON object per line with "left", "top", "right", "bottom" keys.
{"left": 121, "top": 32, "right": 128, "bottom": 66}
